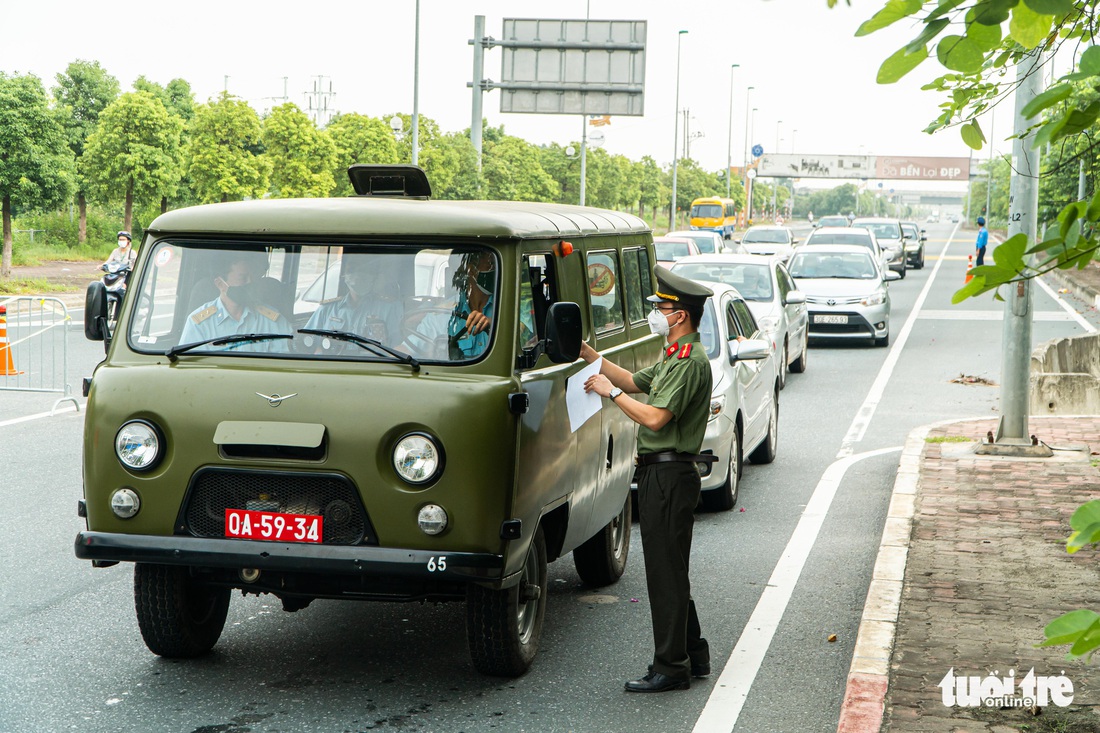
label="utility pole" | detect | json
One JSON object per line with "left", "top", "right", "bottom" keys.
{"left": 670, "top": 30, "right": 688, "bottom": 230}
{"left": 986, "top": 108, "right": 995, "bottom": 218}
{"left": 993, "top": 50, "right": 1044, "bottom": 447}
{"left": 469, "top": 15, "right": 486, "bottom": 171}
{"left": 412, "top": 0, "right": 420, "bottom": 165}
{"left": 304, "top": 76, "right": 336, "bottom": 127}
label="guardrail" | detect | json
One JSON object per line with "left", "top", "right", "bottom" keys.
{"left": 0, "top": 296, "right": 80, "bottom": 414}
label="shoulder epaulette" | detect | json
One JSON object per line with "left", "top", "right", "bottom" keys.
{"left": 190, "top": 305, "right": 217, "bottom": 324}
{"left": 320, "top": 296, "right": 341, "bottom": 305}
{"left": 677, "top": 343, "right": 693, "bottom": 359}
{"left": 255, "top": 305, "right": 280, "bottom": 321}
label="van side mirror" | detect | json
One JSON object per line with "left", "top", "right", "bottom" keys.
{"left": 85, "top": 281, "right": 110, "bottom": 348}
{"left": 544, "top": 302, "right": 582, "bottom": 363}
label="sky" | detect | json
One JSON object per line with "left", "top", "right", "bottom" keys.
{"left": 3, "top": 0, "right": 999, "bottom": 193}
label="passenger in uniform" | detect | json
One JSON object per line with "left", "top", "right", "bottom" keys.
{"left": 305, "top": 254, "right": 402, "bottom": 352}
{"left": 179, "top": 254, "right": 292, "bottom": 352}
{"left": 581, "top": 265, "right": 715, "bottom": 693}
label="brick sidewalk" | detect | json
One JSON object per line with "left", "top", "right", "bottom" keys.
{"left": 883, "top": 417, "right": 1100, "bottom": 733}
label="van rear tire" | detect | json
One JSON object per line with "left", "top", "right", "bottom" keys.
{"left": 134, "top": 563, "right": 230, "bottom": 658}
{"left": 466, "top": 527, "right": 547, "bottom": 677}
{"left": 573, "top": 493, "right": 632, "bottom": 586}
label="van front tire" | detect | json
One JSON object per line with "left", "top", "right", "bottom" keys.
{"left": 466, "top": 527, "right": 547, "bottom": 677}
{"left": 134, "top": 563, "right": 230, "bottom": 658}
{"left": 573, "top": 493, "right": 632, "bottom": 586}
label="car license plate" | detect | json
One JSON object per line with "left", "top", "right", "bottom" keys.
{"left": 225, "top": 508, "right": 323, "bottom": 543}
{"left": 814, "top": 314, "right": 848, "bottom": 325}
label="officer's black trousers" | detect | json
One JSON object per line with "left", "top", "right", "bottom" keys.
{"left": 637, "top": 461, "right": 709, "bottom": 679}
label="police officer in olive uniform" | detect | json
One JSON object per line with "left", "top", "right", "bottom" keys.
{"left": 582, "top": 265, "right": 715, "bottom": 693}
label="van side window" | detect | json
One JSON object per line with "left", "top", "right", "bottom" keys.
{"left": 587, "top": 251, "right": 624, "bottom": 334}
{"left": 517, "top": 253, "right": 558, "bottom": 367}
{"left": 621, "top": 247, "right": 646, "bottom": 324}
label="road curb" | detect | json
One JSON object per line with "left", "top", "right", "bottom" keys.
{"left": 1046, "top": 266, "right": 1100, "bottom": 308}
{"left": 834, "top": 416, "right": 998, "bottom": 733}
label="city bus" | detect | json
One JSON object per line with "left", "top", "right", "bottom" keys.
{"left": 690, "top": 197, "right": 738, "bottom": 239}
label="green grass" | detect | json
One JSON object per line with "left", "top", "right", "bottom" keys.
{"left": 13, "top": 243, "right": 110, "bottom": 266}
{"left": 0, "top": 278, "right": 72, "bottom": 295}
{"left": 925, "top": 435, "right": 975, "bottom": 444}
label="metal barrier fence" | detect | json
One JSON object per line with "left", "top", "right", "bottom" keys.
{"left": 0, "top": 296, "right": 80, "bottom": 414}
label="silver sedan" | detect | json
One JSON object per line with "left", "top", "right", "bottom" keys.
{"left": 671, "top": 254, "right": 809, "bottom": 389}
{"left": 786, "top": 244, "right": 901, "bottom": 347}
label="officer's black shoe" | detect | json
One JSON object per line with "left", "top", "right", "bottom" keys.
{"left": 624, "top": 671, "right": 691, "bottom": 693}
{"left": 647, "top": 662, "right": 710, "bottom": 678}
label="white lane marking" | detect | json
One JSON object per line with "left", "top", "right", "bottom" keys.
{"left": 0, "top": 403, "right": 83, "bottom": 428}
{"left": 692, "top": 445, "right": 903, "bottom": 733}
{"left": 918, "top": 309, "right": 1076, "bottom": 321}
{"left": 1035, "top": 275, "right": 1097, "bottom": 333}
{"left": 836, "top": 222, "right": 960, "bottom": 459}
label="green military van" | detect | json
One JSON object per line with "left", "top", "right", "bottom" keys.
{"left": 76, "top": 166, "right": 661, "bottom": 676}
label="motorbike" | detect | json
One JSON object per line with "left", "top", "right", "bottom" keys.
{"left": 100, "top": 260, "right": 132, "bottom": 325}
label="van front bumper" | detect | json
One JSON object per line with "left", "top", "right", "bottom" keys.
{"left": 74, "top": 531, "right": 505, "bottom": 582}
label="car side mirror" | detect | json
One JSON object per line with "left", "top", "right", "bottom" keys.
{"left": 85, "top": 281, "right": 110, "bottom": 349}
{"left": 729, "top": 338, "right": 770, "bottom": 364}
{"left": 792, "top": 238, "right": 800, "bottom": 244}
{"left": 734, "top": 238, "right": 741, "bottom": 244}
{"left": 545, "top": 302, "right": 582, "bottom": 363}
{"left": 884, "top": 270, "right": 902, "bottom": 281}
{"left": 784, "top": 290, "right": 806, "bottom": 305}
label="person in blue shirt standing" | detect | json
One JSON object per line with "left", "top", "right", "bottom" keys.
{"left": 975, "top": 216, "right": 989, "bottom": 266}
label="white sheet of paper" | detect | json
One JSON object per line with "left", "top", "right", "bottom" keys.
{"left": 566, "top": 357, "right": 603, "bottom": 434}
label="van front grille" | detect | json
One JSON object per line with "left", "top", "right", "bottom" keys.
{"left": 181, "top": 468, "right": 374, "bottom": 545}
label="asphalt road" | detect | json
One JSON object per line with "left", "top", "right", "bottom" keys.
{"left": 1, "top": 221, "right": 1096, "bottom": 733}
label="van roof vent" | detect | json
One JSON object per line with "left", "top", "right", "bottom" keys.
{"left": 348, "top": 165, "right": 432, "bottom": 199}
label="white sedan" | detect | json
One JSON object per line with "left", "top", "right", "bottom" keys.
{"left": 694, "top": 283, "right": 781, "bottom": 511}
{"left": 672, "top": 254, "right": 809, "bottom": 389}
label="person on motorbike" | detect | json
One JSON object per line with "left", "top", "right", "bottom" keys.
{"left": 105, "top": 231, "right": 137, "bottom": 268}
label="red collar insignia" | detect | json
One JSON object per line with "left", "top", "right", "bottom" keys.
{"left": 665, "top": 342, "right": 678, "bottom": 358}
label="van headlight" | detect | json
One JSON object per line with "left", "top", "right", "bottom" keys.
{"left": 861, "top": 290, "right": 886, "bottom": 306}
{"left": 393, "top": 433, "right": 443, "bottom": 485}
{"left": 115, "top": 420, "right": 162, "bottom": 471}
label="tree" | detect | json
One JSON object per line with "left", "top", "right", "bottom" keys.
{"left": 0, "top": 74, "right": 76, "bottom": 278}
{"left": 52, "top": 60, "right": 119, "bottom": 245}
{"left": 187, "top": 93, "right": 270, "bottom": 204}
{"left": 482, "top": 134, "right": 559, "bottom": 202}
{"left": 326, "top": 113, "right": 400, "bottom": 197}
{"left": 855, "top": 0, "right": 1100, "bottom": 301}
{"left": 637, "top": 156, "right": 667, "bottom": 225}
{"left": 431, "top": 132, "right": 483, "bottom": 200}
{"left": 133, "top": 76, "right": 195, "bottom": 214}
{"left": 262, "top": 103, "right": 336, "bottom": 199}
{"left": 82, "top": 91, "right": 183, "bottom": 231}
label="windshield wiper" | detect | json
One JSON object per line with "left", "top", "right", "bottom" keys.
{"left": 299, "top": 329, "right": 420, "bottom": 371}
{"left": 166, "top": 333, "right": 292, "bottom": 361}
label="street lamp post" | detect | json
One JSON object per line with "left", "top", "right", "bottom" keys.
{"left": 412, "top": 0, "right": 420, "bottom": 165}
{"left": 772, "top": 120, "right": 782, "bottom": 217}
{"left": 670, "top": 30, "right": 688, "bottom": 230}
{"left": 741, "top": 86, "right": 753, "bottom": 226}
{"left": 726, "top": 63, "right": 739, "bottom": 198}
{"left": 748, "top": 107, "right": 758, "bottom": 219}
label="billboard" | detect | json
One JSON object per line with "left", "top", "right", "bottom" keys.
{"left": 755, "top": 154, "right": 971, "bottom": 181}
{"left": 499, "top": 19, "right": 646, "bottom": 116}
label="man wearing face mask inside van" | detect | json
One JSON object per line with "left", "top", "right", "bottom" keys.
{"left": 447, "top": 251, "right": 495, "bottom": 358}
{"left": 180, "top": 254, "right": 292, "bottom": 352}
{"left": 580, "top": 265, "right": 715, "bottom": 694}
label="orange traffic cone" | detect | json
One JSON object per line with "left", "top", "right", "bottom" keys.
{"left": 964, "top": 255, "right": 974, "bottom": 284}
{"left": 0, "top": 305, "right": 22, "bottom": 376}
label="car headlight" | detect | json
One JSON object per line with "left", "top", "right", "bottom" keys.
{"left": 861, "top": 290, "right": 887, "bottom": 306}
{"left": 115, "top": 420, "right": 161, "bottom": 471}
{"left": 709, "top": 395, "right": 726, "bottom": 421}
{"left": 393, "top": 433, "right": 443, "bottom": 485}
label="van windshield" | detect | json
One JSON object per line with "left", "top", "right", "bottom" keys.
{"left": 127, "top": 241, "right": 499, "bottom": 363}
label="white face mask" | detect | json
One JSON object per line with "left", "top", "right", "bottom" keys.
{"left": 647, "top": 308, "right": 677, "bottom": 337}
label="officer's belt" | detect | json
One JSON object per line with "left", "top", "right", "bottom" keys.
{"left": 635, "top": 451, "right": 718, "bottom": 467}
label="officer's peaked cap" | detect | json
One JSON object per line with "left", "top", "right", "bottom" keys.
{"left": 646, "top": 265, "right": 713, "bottom": 308}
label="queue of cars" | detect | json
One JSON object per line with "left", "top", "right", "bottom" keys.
{"left": 660, "top": 214, "right": 926, "bottom": 511}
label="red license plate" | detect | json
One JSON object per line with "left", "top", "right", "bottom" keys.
{"left": 224, "top": 508, "right": 323, "bottom": 543}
